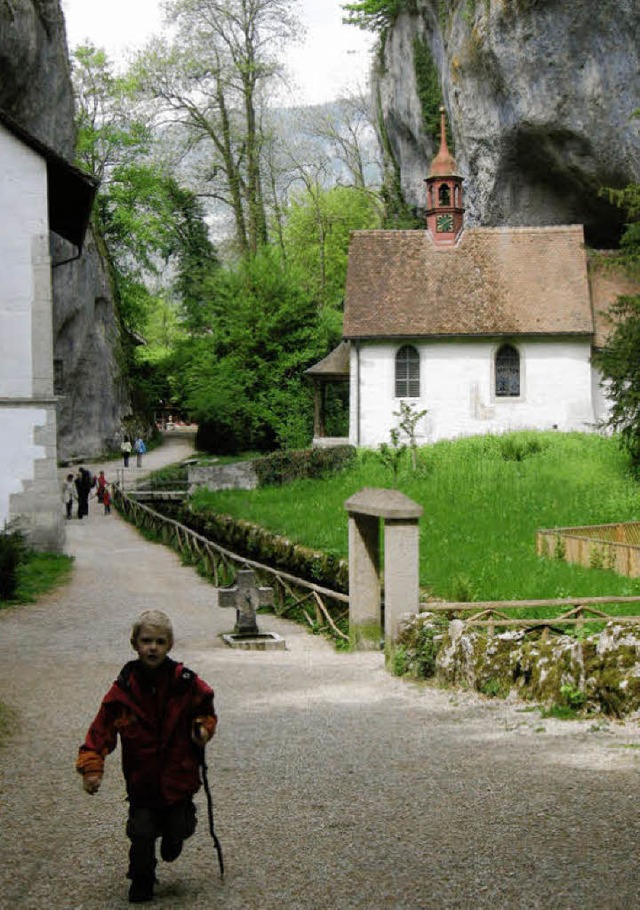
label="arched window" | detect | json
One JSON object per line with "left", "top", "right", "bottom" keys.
{"left": 495, "top": 344, "right": 520, "bottom": 397}
{"left": 395, "top": 345, "right": 420, "bottom": 398}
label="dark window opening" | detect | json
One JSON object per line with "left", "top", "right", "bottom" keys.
{"left": 438, "top": 184, "right": 451, "bottom": 206}
{"left": 495, "top": 344, "right": 520, "bottom": 397}
{"left": 395, "top": 345, "right": 420, "bottom": 398}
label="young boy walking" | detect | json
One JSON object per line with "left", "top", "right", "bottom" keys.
{"left": 77, "top": 611, "right": 217, "bottom": 903}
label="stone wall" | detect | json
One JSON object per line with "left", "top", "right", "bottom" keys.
{"left": 188, "top": 462, "right": 259, "bottom": 492}
{"left": 395, "top": 612, "right": 640, "bottom": 717}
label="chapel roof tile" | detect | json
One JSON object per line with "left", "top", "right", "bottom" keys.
{"left": 343, "top": 225, "right": 594, "bottom": 339}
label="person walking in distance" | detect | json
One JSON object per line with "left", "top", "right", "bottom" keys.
{"left": 135, "top": 436, "right": 146, "bottom": 468}
{"left": 121, "top": 436, "right": 132, "bottom": 468}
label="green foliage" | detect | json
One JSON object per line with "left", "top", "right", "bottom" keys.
{"left": 282, "top": 185, "right": 382, "bottom": 310}
{"left": 540, "top": 683, "right": 588, "bottom": 719}
{"left": 0, "top": 529, "right": 26, "bottom": 601}
{"left": 179, "top": 248, "right": 342, "bottom": 454}
{"left": 376, "top": 432, "right": 407, "bottom": 487}
{"left": 1, "top": 547, "right": 73, "bottom": 606}
{"left": 596, "top": 126, "right": 640, "bottom": 470}
{"left": 595, "top": 294, "right": 640, "bottom": 472}
{"left": 393, "top": 616, "right": 448, "bottom": 677}
{"left": 480, "top": 676, "right": 510, "bottom": 699}
{"left": 496, "top": 432, "right": 546, "bottom": 462}
{"left": 342, "top": 0, "right": 412, "bottom": 32}
{"left": 413, "top": 38, "right": 446, "bottom": 144}
{"left": 180, "top": 503, "right": 349, "bottom": 592}
{"left": 254, "top": 446, "right": 357, "bottom": 487}
{"left": 376, "top": 402, "right": 427, "bottom": 482}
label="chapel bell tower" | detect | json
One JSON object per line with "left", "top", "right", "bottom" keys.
{"left": 425, "top": 107, "right": 464, "bottom": 246}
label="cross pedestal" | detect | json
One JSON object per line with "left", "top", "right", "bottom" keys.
{"left": 214, "top": 568, "right": 274, "bottom": 635}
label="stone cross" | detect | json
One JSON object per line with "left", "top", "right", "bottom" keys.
{"left": 214, "top": 568, "right": 274, "bottom": 636}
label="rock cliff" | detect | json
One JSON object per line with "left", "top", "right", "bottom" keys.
{"left": 379, "top": 0, "right": 640, "bottom": 246}
{"left": 0, "top": 0, "right": 128, "bottom": 459}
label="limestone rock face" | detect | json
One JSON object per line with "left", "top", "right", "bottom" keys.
{"left": 380, "top": 0, "right": 640, "bottom": 246}
{"left": 0, "top": 0, "right": 129, "bottom": 458}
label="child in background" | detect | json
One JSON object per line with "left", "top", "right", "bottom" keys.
{"left": 76, "top": 611, "right": 217, "bottom": 903}
{"left": 61, "top": 472, "right": 76, "bottom": 519}
{"left": 96, "top": 470, "right": 107, "bottom": 504}
{"left": 102, "top": 486, "right": 112, "bottom": 515}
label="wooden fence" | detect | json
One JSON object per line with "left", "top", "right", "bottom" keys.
{"left": 114, "top": 488, "right": 640, "bottom": 644}
{"left": 113, "top": 487, "right": 350, "bottom": 641}
{"left": 537, "top": 522, "right": 640, "bottom": 578}
{"left": 421, "top": 595, "right": 640, "bottom": 638}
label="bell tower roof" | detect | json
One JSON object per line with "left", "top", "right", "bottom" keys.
{"left": 427, "top": 107, "right": 462, "bottom": 179}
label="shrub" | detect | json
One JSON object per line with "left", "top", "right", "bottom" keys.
{"left": 254, "top": 446, "right": 357, "bottom": 487}
{"left": 0, "top": 529, "right": 26, "bottom": 601}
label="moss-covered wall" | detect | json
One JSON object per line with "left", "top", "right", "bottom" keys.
{"left": 394, "top": 612, "right": 640, "bottom": 716}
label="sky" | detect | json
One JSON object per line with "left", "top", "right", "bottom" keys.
{"left": 60, "top": 0, "right": 374, "bottom": 106}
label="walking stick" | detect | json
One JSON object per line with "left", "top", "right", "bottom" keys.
{"left": 200, "top": 746, "right": 225, "bottom": 878}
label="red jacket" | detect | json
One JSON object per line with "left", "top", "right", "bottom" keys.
{"left": 77, "top": 658, "right": 216, "bottom": 807}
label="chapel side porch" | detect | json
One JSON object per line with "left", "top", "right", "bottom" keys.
{"left": 305, "top": 340, "right": 350, "bottom": 448}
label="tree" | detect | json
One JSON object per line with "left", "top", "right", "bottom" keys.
{"left": 133, "top": 0, "right": 301, "bottom": 256}
{"left": 595, "top": 129, "right": 640, "bottom": 469}
{"left": 301, "top": 93, "right": 382, "bottom": 190}
{"left": 72, "top": 43, "right": 221, "bottom": 423}
{"left": 174, "top": 247, "right": 341, "bottom": 453}
{"left": 342, "top": 0, "right": 408, "bottom": 33}
{"left": 72, "top": 44, "right": 152, "bottom": 183}
{"left": 282, "top": 184, "right": 382, "bottom": 310}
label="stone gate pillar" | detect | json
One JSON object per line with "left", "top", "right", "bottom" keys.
{"left": 344, "top": 488, "right": 423, "bottom": 650}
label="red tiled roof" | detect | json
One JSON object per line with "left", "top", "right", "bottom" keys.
{"left": 343, "top": 226, "right": 594, "bottom": 339}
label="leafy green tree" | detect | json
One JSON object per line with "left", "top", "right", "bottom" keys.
{"left": 282, "top": 185, "right": 382, "bottom": 310}
{"left": 175, "top": 248, "right": 341, "bottom": 453}
{"left": 72, "top": 43, "right": 221, "bottom": 424}
{"left": 596, "top": 294, "right": 640, "bottom": 470}
{"left": 342, "top": 0, "right": 409, "bottom": 33}
{"left": 72, "top": 43, "right": 152, "bottom": 182}
{"left": 595, "top": 130, "right": 640, "bottom": 469}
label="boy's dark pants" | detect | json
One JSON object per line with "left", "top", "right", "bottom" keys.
{"left": 126, "top": 800, "right": 196, "bottom": 883}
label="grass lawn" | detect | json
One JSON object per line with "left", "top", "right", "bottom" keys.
{"left": 191, "top": 432, "right": 640, "bottom": 609}
{"left": 1, "top": 552, "right": 73, "bottom": 608}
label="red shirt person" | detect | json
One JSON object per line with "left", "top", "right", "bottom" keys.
{"left": 77, "top": 611, "right": 217, "bottom": 903}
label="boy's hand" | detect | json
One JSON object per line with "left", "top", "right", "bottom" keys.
{"left": 191, "top": 723, "right": 208, "bottom": 746}
{"left": 83, "top": 774, "right": 101, "bottom": 794}
{"left": 191, "top": 721, "right": 215, "bottom": 746}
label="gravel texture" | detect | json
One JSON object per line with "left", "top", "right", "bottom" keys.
{"left": 2, "top": 433, "right": 640, "bottom": 909}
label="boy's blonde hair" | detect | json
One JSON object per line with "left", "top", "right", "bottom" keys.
{"left": 130, "top": 610, "right": 174, "bottom": 649}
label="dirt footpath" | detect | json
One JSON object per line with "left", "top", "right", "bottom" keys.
{"left": 1, "top": 435, "right": 640, "bottom": 909}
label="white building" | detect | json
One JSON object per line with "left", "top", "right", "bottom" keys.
{"left": 0, "top": 111, "right": 95, "bottom": 550}
{"left": 332, "top": 111, "right": 637, "bottom": 449}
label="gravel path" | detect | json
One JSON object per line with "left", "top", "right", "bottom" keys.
{"left": 2, "top": 434, "right": 640, "bottom": 909}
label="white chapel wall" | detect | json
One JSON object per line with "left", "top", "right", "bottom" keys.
{"left": 350, "top": 338, "right": 600, "bottom": 448}
{"left": 0, "top": 124, "right": 64, "bottom": 550}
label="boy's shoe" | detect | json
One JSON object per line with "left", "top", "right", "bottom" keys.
{"left": 128, "top": 879, "right": 154, "bottom": 903}
{"left": 160, "top": 837, "right": 183, "bottom": 862}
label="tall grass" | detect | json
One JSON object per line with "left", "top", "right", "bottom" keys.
{"left": 192, "top": 432, "right": 640, "bottom": 604}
